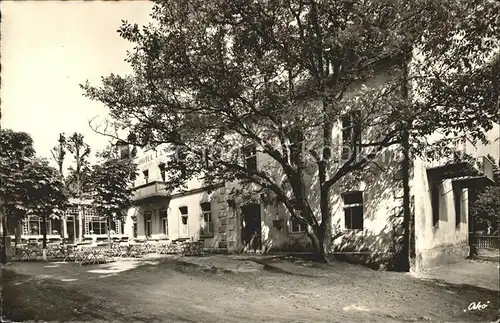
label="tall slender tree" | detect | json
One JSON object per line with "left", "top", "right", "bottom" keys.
{"left": 65, "top": 133, "right": 91, "bottom": 242}
{"left": 50, "top": 133, "right": 67, "bottom": 175}
{"left": 50, "top": 133, "right": 68, "bottom": 240}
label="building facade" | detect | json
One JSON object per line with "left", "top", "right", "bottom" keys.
{"left": 10, "top": 198, "right": 125, "bottom": 242}
{"left": 126, "top": 133, "right": 494, "bottom": 271}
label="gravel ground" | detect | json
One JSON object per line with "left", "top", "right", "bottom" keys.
{"left": 2, "top": 255, "right": 499, "bottom": 322}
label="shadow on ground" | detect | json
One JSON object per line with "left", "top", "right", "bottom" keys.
{"left": 2, "top": 256, "right": 499, "bottom": 322}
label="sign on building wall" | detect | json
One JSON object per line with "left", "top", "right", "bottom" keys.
{"left": 136, "top": 144, "right": 170, "bottom": 166}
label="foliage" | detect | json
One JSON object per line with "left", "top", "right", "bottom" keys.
{"left": 0, "top": 129, "right": 36, "bottom": 225}
{"left": 64, "top": 163, "right": 93, "bottom": 198}
{"left": 17, "top": 158, "right": 68, "bottom": 251}
{"left": 89, "top": 147, "right": 137, "bottom": 225}
{"left": 22, "top": 158, "right": 69, "bottom": 219}
{"left": 470, "top": 155, "right": 500, "bottom": 234}
{"left": 82, "top": 0, "right": 499, "bottom": 261}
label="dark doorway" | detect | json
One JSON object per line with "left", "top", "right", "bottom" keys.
{"left": 241, "top": 203, "right": 262, "bottom": 251}
{"left": 133, "top": 222, "right": 138, "bottom": 238}
{"left": 67, "top": 218, "right": 77, "bottom": 243}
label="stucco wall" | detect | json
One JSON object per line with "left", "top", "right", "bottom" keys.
{"left": 128, "top": 188, "right": 222, "bottom": 248}
{"left": 413, "top": 157, "right": 470, "bottom": 271}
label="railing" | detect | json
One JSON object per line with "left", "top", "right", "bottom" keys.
{"left": 132, "top": 181, "right": 169, "bottom": 201}
{"left": 470, "top": 235, "right": 500, "bottom": 249}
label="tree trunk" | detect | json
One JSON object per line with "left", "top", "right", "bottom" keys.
{"left": 319, "top": 186, "right": 333, "bottom": 254}
{"left": 307, "top": 227, "right": 329, "bottom": 263}
{"left": 78, "top": 205, "right": 83, "bottom": 242}
{"left": 15, "top": 218, "right": 22, "bottom": 247}
{"left": 399, "top": 47, "right": 412, "bottom": 272}
{"left": 107, "top": 217, "right": 112, "bottom": 249}
{"left": 1, "top": 205, "right": 7, "bottom": 264}
{"left": 62, "top": 215, "right": 68, "bottom": 242}
{"left": 72, "top": 214, "right": 77, "bottom": 243}
{"left": 42, "top": 215, "right": 48, "bottom": 262}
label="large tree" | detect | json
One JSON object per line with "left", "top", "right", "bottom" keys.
{"left": 82, "top": 0, "right": 499, "bottom": 262}
{"left": 0, "top": 129, "right": 36, "bottom": 244}
{"left": 21, "top": 158, "right": 68, "bottom": 261}
{"left": 89, "top": 146, "right": 137, "bottom": 247}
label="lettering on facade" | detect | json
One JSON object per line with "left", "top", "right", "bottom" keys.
{"left": 137, "top": 146, "right": 169, "bottom": 166}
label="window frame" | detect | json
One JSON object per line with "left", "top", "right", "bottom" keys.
{"left": 179, "top": 206, "right": 189, "bottom": 236}
{"left": 453, "top": 186, "right": 462, "bottom": 228}
{"left": 28, "top": 216, "right": 52, "bottom": 236}
{"left": 290, "top": 217, "right": 306, "bottom": 233}
{"left": 158, "top": 163, "right": 166, "bottom": 182}
{"left": 200, "top": 202, "right": 213, "bottom": 236}
{"left": 343, "top": 191, "right": 364, "bottom": 230}
{"left": 144, "top": 211, "right": 152, "bottom": 238}
{"left": 431, "top": 183, "right": 440, "bottom": 227}
{"left": 160, "top": 209, "right": 168, "bottom": 236}
{"left": 88, "top": 217, "right": 107, "bottom": 235}
{"left": 143, "top": 169, "right": 149, "bottom": 184}
{"left": 341, "top": 110, "right": 362, "bottom": 160}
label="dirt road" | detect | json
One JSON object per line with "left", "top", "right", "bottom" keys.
{"left": 2, "top": 255, "right": 499, "bottom": 322}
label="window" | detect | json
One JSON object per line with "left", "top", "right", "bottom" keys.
{"left": 431, "top": 184, "right": 439, "bottom": 227}
{"left": 343, "top": 191, "right": 364, "bottom": 230}
{"left": 158, "top": 163, "right": 166, "bottom": 182}
{"left": 201, "top": 202, "right": 213, "bottom": 236}
{"left": 453, "top": 186, "right": 462, "bottom": 227}
{"left": 83, "top": 207, "right": 107, "bottom": 235}
{"left": 133, "top": 222, "right": 138, "bottom": 238}
{"left": 28, "top": 216, "right": 51, "bottom": 236}
{"left": 179, "top": 206, "right": 189, "bottom": 236}
{"left": 243, "top": 144, "right": 257, "bottom": 174}
{"left": 341, "top": 110, "right": 362, "bottom": 160}
{"left": 65, "top": 206, "right": 79, "bottom": 221}
{"left": 144, "top": 211, "right": 152, "bottom": 237}
{"left": 160, "top": 209, "right": 168, "bottom": 236}
{"left": 290, "top": 217, "right": 306, "bottom": 233}
{"left": 143, "top": 169, "right": 149, "bottom": 183}
{"left": 88, "top": 217, "right": 107, "bottom": 235}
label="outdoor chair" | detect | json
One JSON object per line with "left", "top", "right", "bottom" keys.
{"left": 46, "top": 244, "right": 66, "bottom": 259}
{"left": 179, "top": 241, "right": 204, "bottom": 256}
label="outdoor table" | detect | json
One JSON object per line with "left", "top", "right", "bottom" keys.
{"left": 155, "top": 242, "right": 170, "bottom": 254}
{"left": 128, "top": 244, "right": 145, "bottom": 257}
{"left": 47, "top": 244, "right": 66, "bottom": 259}
{"left": 143, "top": 242, "right": 157, "bottom": 254}
{"left": 179, "top": 241, "right": 204, "bottom": 256}
{"left": 157, "top": 242, "right": 180, "bottom": 254}
{"left": 75, "top": 247, "right": 95, "bottom": 265}
{"left": 16, "top": 245, "right": 42, "bottom": 261}
{"left": 13, "top": 244, "right": 28, "bottom": 260}
{"left": 69, "top": 246, "right": 113, "bottom": 265}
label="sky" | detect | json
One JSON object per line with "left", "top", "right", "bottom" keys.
{"left": 1, "top": 1, "right": 153, "bottom": 169}
{"left": 1, "top": 1, "right": 499, "bottom": 170}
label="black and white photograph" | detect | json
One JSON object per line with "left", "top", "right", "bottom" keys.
{"left": 1, "top": 0, "right": 499, "bottom": 322}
